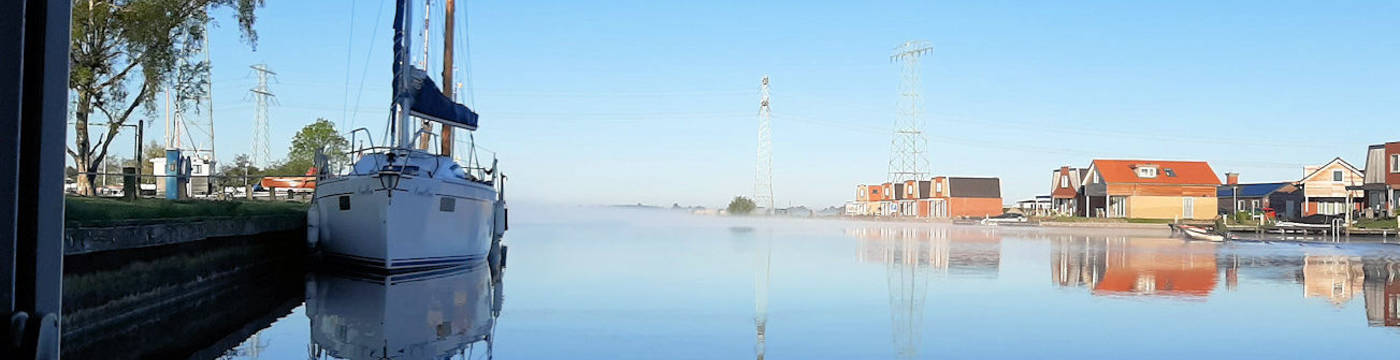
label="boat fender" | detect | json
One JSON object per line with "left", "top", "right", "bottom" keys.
{"left": 306, "top": 203, "right": 320, "bottom": 250}
{"left": 493, "top": 200, "right": 507, "bottom": 237}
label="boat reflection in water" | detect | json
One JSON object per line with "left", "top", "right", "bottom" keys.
{"left": 305, "top": 263, "right": 501, "bottom": 360}
{"left": 1052, "top": 236, "right": 1217, "bottom": 299}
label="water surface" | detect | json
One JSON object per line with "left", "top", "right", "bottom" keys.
{"left": 217, "top": 207, "right": 1400, "bottom": 359}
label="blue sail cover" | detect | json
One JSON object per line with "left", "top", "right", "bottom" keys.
{"left": 393, "top": 0, "right": 479, "bottom": 130}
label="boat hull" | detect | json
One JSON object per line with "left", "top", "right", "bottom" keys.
{"left": 311, "top": 174, "right": 496, "bottom": 270}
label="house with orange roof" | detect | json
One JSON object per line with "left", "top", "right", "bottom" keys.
{"left": 1080, "top": 159, "right": 1220, "bottom": 220}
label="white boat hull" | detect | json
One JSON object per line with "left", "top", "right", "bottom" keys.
{"left": 311, "top": 173, "right": 496, "bottom": 270}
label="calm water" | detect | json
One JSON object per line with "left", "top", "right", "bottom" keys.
{"left": 213, "top": 207, "right": 1400, "bottom": 359}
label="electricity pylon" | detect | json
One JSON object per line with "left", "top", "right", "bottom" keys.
{"left": 754, "top": 75, "right": 774, "bottom": 215}
{"left": 888, "top": 41, "right": 933, "bottom": 183}
{"left": 248, "top": 64, "right": 277, "bottom": 168}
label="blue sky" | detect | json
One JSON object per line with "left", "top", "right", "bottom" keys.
{"left": 86, "top": 0, "right": 1400, "bottom": 208}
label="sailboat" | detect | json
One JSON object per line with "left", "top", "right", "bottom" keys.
{"left": 308, "top": 0, "right": 506, "bottom": 271}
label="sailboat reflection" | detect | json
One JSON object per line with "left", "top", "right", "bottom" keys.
{"left": 305, "top": 263, "right": 501, "bottom": 360}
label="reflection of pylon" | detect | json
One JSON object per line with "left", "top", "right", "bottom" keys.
{"left": 885, "top": 229, "right": 937, "bottom": 360}
{"left": 754, "top": 231, "right": 772, "bottom": 360}
{"left": 888, "top": 41, "right": 933, "bottom": 183}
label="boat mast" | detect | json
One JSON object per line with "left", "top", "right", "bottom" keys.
{"left": 393, "top": 0, "right": 415, "bottom": 149}
{"left": 417, "top": 0, "right": 433, "bottom": 150}
{"left": 439, "top": 0, "right": 456, "bottom": 157}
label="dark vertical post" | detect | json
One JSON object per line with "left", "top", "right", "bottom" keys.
{"left": 2, "top": 0, "right": 70, "bottom": 358}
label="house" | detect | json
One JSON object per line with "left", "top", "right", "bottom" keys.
{"left": 1361, "top": 142, "right": 1400, "bottom": 218}
{"left": 898, "top": 180, "right": 919, "bottom": 217}
{"left": 853, "top": 184, "right": 885, "bottom": 216}
{"left": 1049, "top": 166, "right": 1088, "bottom": 215}
{"left": 1293, "top": 158, "right": 1364, "bottom": 217}
{"left": 1216, "top": 172, "right": 1295, "bottom": 217}
{"left": 928, "top": 176, "right": 1003, "bottom": 218}
{"left": 1079, "top": 159, "right": 1219, "bottom": 220}
{"left": 1017, "top": 196, "right": 1053, "bottom": 216}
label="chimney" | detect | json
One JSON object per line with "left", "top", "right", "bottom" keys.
{"left": 1226, "top": 172, "right": 1239, "bottom": 185}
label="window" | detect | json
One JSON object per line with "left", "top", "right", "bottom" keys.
{"left": 936, "top": 182, "right": 943, "bottom": 193}
{"left": 1333, "top": 170, "right": 1343, "bottom": 182}
{"left": 1238, "top": 200, "right": 1246, "bottom": 210}
{"left": 1137, "top": 167, "right": 1157, "bottom": 178}
{"left": 1163, "top": 168, "right": 1176, "bottom": 177}
{"left": 1392, "top": 154, "right": 1400, "bottom": 173}
{"left": 1251, "top": 200, "right": 1260, "bottom": 210}
{"left": 1060, "top": 176, "right": 1068, "bottom": 188}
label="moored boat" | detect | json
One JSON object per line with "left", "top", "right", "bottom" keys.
{"left": 307, "top": 0, "right": 506, "bottom": 271}
{"left": 1175, "top": 224, "right": 1227, "bottom": 242}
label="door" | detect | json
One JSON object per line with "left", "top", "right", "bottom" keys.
{"left": 1285, "top": 200, "right": 1296, "bottom": 220}
{"left": 1183, "top": 197, "right": 1195, "bottom": 219}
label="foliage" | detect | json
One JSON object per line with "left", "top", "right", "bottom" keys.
{"left": 727, "top": 196, "right": 756, "bottom": 215}
{"left": 67, "top": 0, "right": 265, "bottom": 195}
{"left": 216, "top": 153, "right": 264, "bottom": 185}
{"left": 274, "top": 118, "right": 348, "bottom": 175}
{"left": 64, "top": 196, "right": 304, "bottom": 226}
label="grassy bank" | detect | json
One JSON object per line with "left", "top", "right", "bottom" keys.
{"left": 65, "top": 196, "right": 305, "bottom": 226}
{"left": 1355, "top": 218, "right": 1399, "bottom": 229}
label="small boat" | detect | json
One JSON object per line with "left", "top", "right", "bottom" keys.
{"left": 1175, "top": 224, "right": 1226, "bottom": 242}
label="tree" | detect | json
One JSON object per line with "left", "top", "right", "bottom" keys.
{"left": 68, "top": 0, "right": 264, "bottom": 195}
{"left": 727, "top": 196, "right": 757, "bottom": 215}
{"left": 274, "top": 118, "right": 348, "bottom": 175}
{"left": 217, "top": 153, "right": 261, "bottom": 186}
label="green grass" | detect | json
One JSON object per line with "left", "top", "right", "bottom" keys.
{"left": 65, "top": 196, "right": 306, "bottom": 226}
{"left": 1355, "top": 218, "right": 1399, "bottom": 229}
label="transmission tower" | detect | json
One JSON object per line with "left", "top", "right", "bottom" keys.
{"left": 888, "top": 41, "right": 933, "bottom": 183}
{"left": 248, "top": 64, "right": 277, "bottom": 168}
{"left": 754, "top": 75, "right": 774, "bottom": 215}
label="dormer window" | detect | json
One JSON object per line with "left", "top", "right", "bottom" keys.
{"left": 1136, "top": 166, "right": 1158, "bottom": 178}
{"left": 1163, "top": 168, "right": 1176, "bottom": 177}
{"left": 1060, "top": 175, "right": 1068, "bottom": 188}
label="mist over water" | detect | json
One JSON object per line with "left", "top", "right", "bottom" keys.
{"left": 216, "top": 207, "right": 1400, "bottom": 359}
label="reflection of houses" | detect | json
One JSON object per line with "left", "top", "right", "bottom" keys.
{"left": 852, "top": 227, "right": 1001, "bottom": 273}
{"left": 1364, "top": 261, "right": 1400, "bottom": 327}
{"left": 1051, "top": 236, "right": 1107, "bottom": 288}
{"left": 1300, "top": 255, "right": 1365, "bottom": 306}
{"left": 1051, "top": 237, "right": 1217, "bottom": 297}
{"left": 848, "top": 226, "right": 1001, "bottom": 360}
{"left": 1081, "top": 159, "right": 1220, "bottom": 220}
